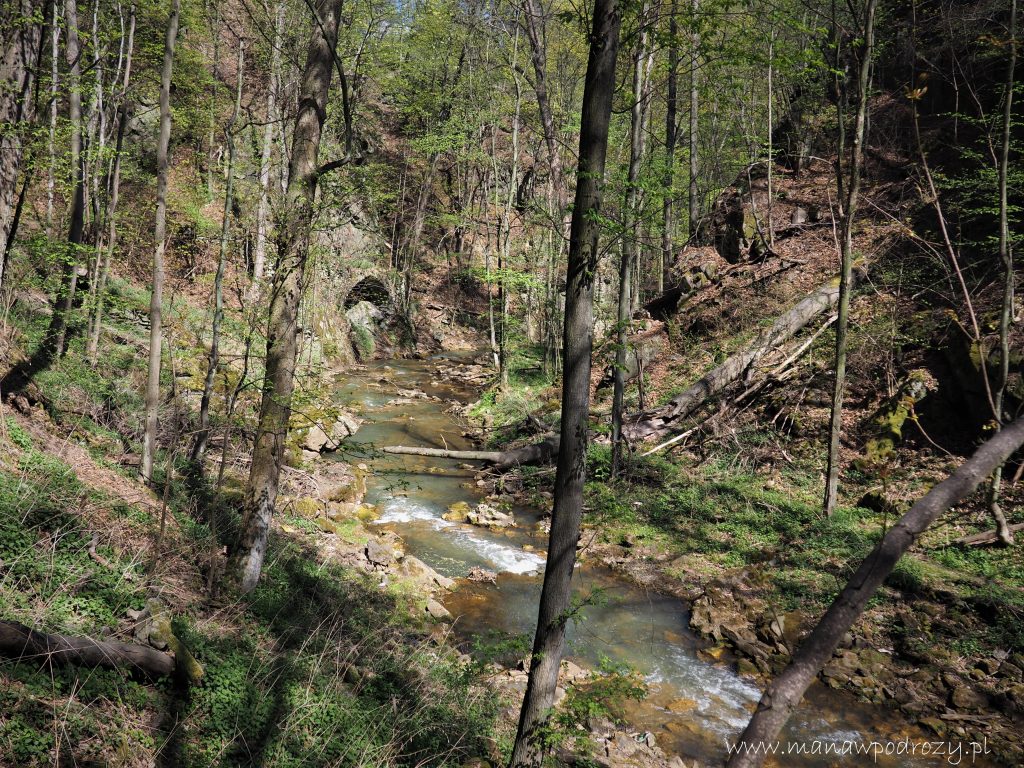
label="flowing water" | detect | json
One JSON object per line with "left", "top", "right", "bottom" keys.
{"left": 334, "top": 355, "right": 978, "bottom": 767}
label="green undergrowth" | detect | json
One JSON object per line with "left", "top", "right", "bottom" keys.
{"left": 1, "top": 431, "right": 498, "bottom": 767}
{"left": 568, "top": 445, "right": 1024, "bottom": 654}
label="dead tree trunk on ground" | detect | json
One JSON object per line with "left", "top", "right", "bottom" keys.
{"left": 382, "top": 435, "right": 559, "bottom": 470}
{"left": 0, "top": 620, "right": 175, "bottom": 678}
{"left": 624, "top": 276, "right": 850, "bottom": 441}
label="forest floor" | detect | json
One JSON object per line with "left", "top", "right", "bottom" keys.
{"left": 0, "top": 286, "right": 506, "bottom": 767}
{"left": 465, "top": 155, "right": 1024, "bottom": 765}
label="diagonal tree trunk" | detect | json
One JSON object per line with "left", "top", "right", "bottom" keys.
{"left": 140, "top": 0, "right": 180, "bottom": 484}
{"left": 508, "top": 0, "right": 620, "bottom": 762}
{"left": 230, "top": 0, "right": 346, "bottom": 593}
{"left": 625, "top": 275, "right": 850, "bottom": 441}
{"left": 727, "top": 416, "right": 1024, "bottom": 768}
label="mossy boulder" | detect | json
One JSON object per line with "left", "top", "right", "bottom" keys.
{"left": 443, "top": 501, "right": 472, "bottom": 522}
{"left": 855, "top": 370, "right": 932, "bottom": 469}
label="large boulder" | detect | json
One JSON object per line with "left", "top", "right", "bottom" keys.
{"left": 303, "top": 413, "right": 360, "bottom": 453}
{"left": 467, "top": 503, "right": 515, "bottom": 529}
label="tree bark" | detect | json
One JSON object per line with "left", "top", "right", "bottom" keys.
{"left": 45, "top": 0, "right": 59, "bottom": 236}
{"left": 230, "top": 0, "right": 346, "bottom": 594}
{"left": 611, "top": 7, "right": 651, "bottom": 477}
{"left": 727, "top": 416, "right": 1024, "bottom": 768}
{"left": 251, "top": 0, "right": 284, "bottom": 287}
{"left": 0, "top": 0, "right": 45, "bottom": 295}
{"left": 625, "top": 276, "right": 850, "bottom": 441}
{"left": 521, "top": 0, "right": 566, "bottom": 214}
{"left": 508, "top": 0, "right": 620, "bottom": 762}
{"left": 986, "top": 0, "right": 1017, "bottom": 546}
{"left": 47, "top": 0, "right": 87, "bottom": 359}
{"left": 86, "top": 2, "right": 135, "bottom": 366}
{"left": 687, "top": 0, "right": 699, "bottom": 237}
{"left": 822, "top": 0, "right": 876, "bottom": 517}
{"left": 140, "top": 0, "right": 179, "bottom": 484}
{"left": 0, "top": 620, "right": 175, "bottom": 678}
{"left": 192, "top": 39, "right": 243, "bottom": 467}
{"left": 660, "top": 0, "right": 678, "bottom": 293}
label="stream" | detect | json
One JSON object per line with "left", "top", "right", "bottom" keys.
{"left": 333, "top": 354, "right": 963, "bottom": 767}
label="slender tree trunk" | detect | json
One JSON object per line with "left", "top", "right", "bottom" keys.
{"left": 47, "top": 0, "right": 87, "bottom": 358}
{"left": 521, "top": 0, "right": 566, "bottom": 215}
{"left": 728, "top": 417, "right": 1024, "bottom": 768}
{"left": 192, "top": 39, "right": 243, "bottom": 467}
{"left": 660, "top": 0, "right": 678, "bottom": 293}
{"left": 83, "top": 0, "right": 107, "bottom": 331}
{"left": 823, "top": 0, "right": 875, "bottom": 517}
{"left": 46, "top": 0, "right": 59, "bottom": 237}
{"left": 206, "top": 0, "right": 220, "bottom": 204}
{"left": 0, "top": 0, "right": 45, "bottom": 294}
{"left": 687, "top": 0, "right": 699, "bottom": 238}
{"left": 508, "top": 0, "right": 620, "bottom": 762}
{"left": 251, "top": 0, "right": 283, "bottom": 287}
{"left": 987, "top": 0, "right": 1017, "bottom": 546}
{"left": 230, "top": 0, "right": 345, "bottom": 593}
{"left": 766, "top": 28, "right": 774, "bottom": 247}
{"left": 140, "top": 0, "right": 180, "bottom": 484}
{"left": 499, "top": 29, "right": 523, "bottom": 390}
{"left": 611, "top": 7, "right": 650, "bottom": 477}
{"left": 86, "top": 3, "right": 134, "bottom": 366}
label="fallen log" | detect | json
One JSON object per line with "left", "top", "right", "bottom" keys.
{"left": 624, "top": 274, "right": 853, "bottom": 441}
{"left": 952, "top": 522, "right": 1024, "bottom": 547}
{"left": 382, "top": 434, "right": 560, "bottom": 470}
{"left": 0, "top": 620, "right": 175, "bottom": 678}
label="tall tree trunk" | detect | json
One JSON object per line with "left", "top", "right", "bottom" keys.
{"left": 727, "top": 417, "right": 1024, "bottom": 768}
{"left": 660, "top": 0, "right": 678, "bottom": 293}
{"left": 987, "top": 0, "right": 1017, "bottom": 546}
{"left": 230, "top": 0, "right": 345, "bottom": 593}
{"left": 499, "top": 28, "right": 523, "bottom": 389}
{"left": 251, "top": 0, "right": 283, "bottom": 287}
{"left": 140, "top": 0, "right": 180, "bottom": 484}
{"left": 822, "top": 0, "right": 876, "bottom": 517}
{"left": 192, "top": 39, "right": 243, "bottom": 467}
{"left": 82, "top": 0, "right": 107, "bottom": 333}
{"left": 687, "top": 0, "right": 699, "bottom": 238}
{"left": 508, "top": 0, "right": 620, "bottom": 762}
{"left": 0, "top": 0, "right": 45, "bottom": 294}
{"left": 611, "top": 6, "right": 651, "bottom": 477}
{"left": 85, "top": 2, "right": 134, "bottom": 366}
{"left": 521, "top": 0, "right": 566, "bottom": 215}
{"left": 206, "top": 0, "right": 220, "bottom": 204}
{"left": 45, "top": 0, "right": 59, "bottom": 237}
{"left": 766, "top": 27, "right": 774, "bottom": 247}
{"left": 47, "top": 0, "right": 87, "bottom": 358}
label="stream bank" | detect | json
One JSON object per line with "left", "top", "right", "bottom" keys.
{"left": 277, "top": 353, "right": 1010, "bottom": 767}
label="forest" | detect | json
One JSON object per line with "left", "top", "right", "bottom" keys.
{"left": 0, "top": 0, "right": 1021, "bottom": 764}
